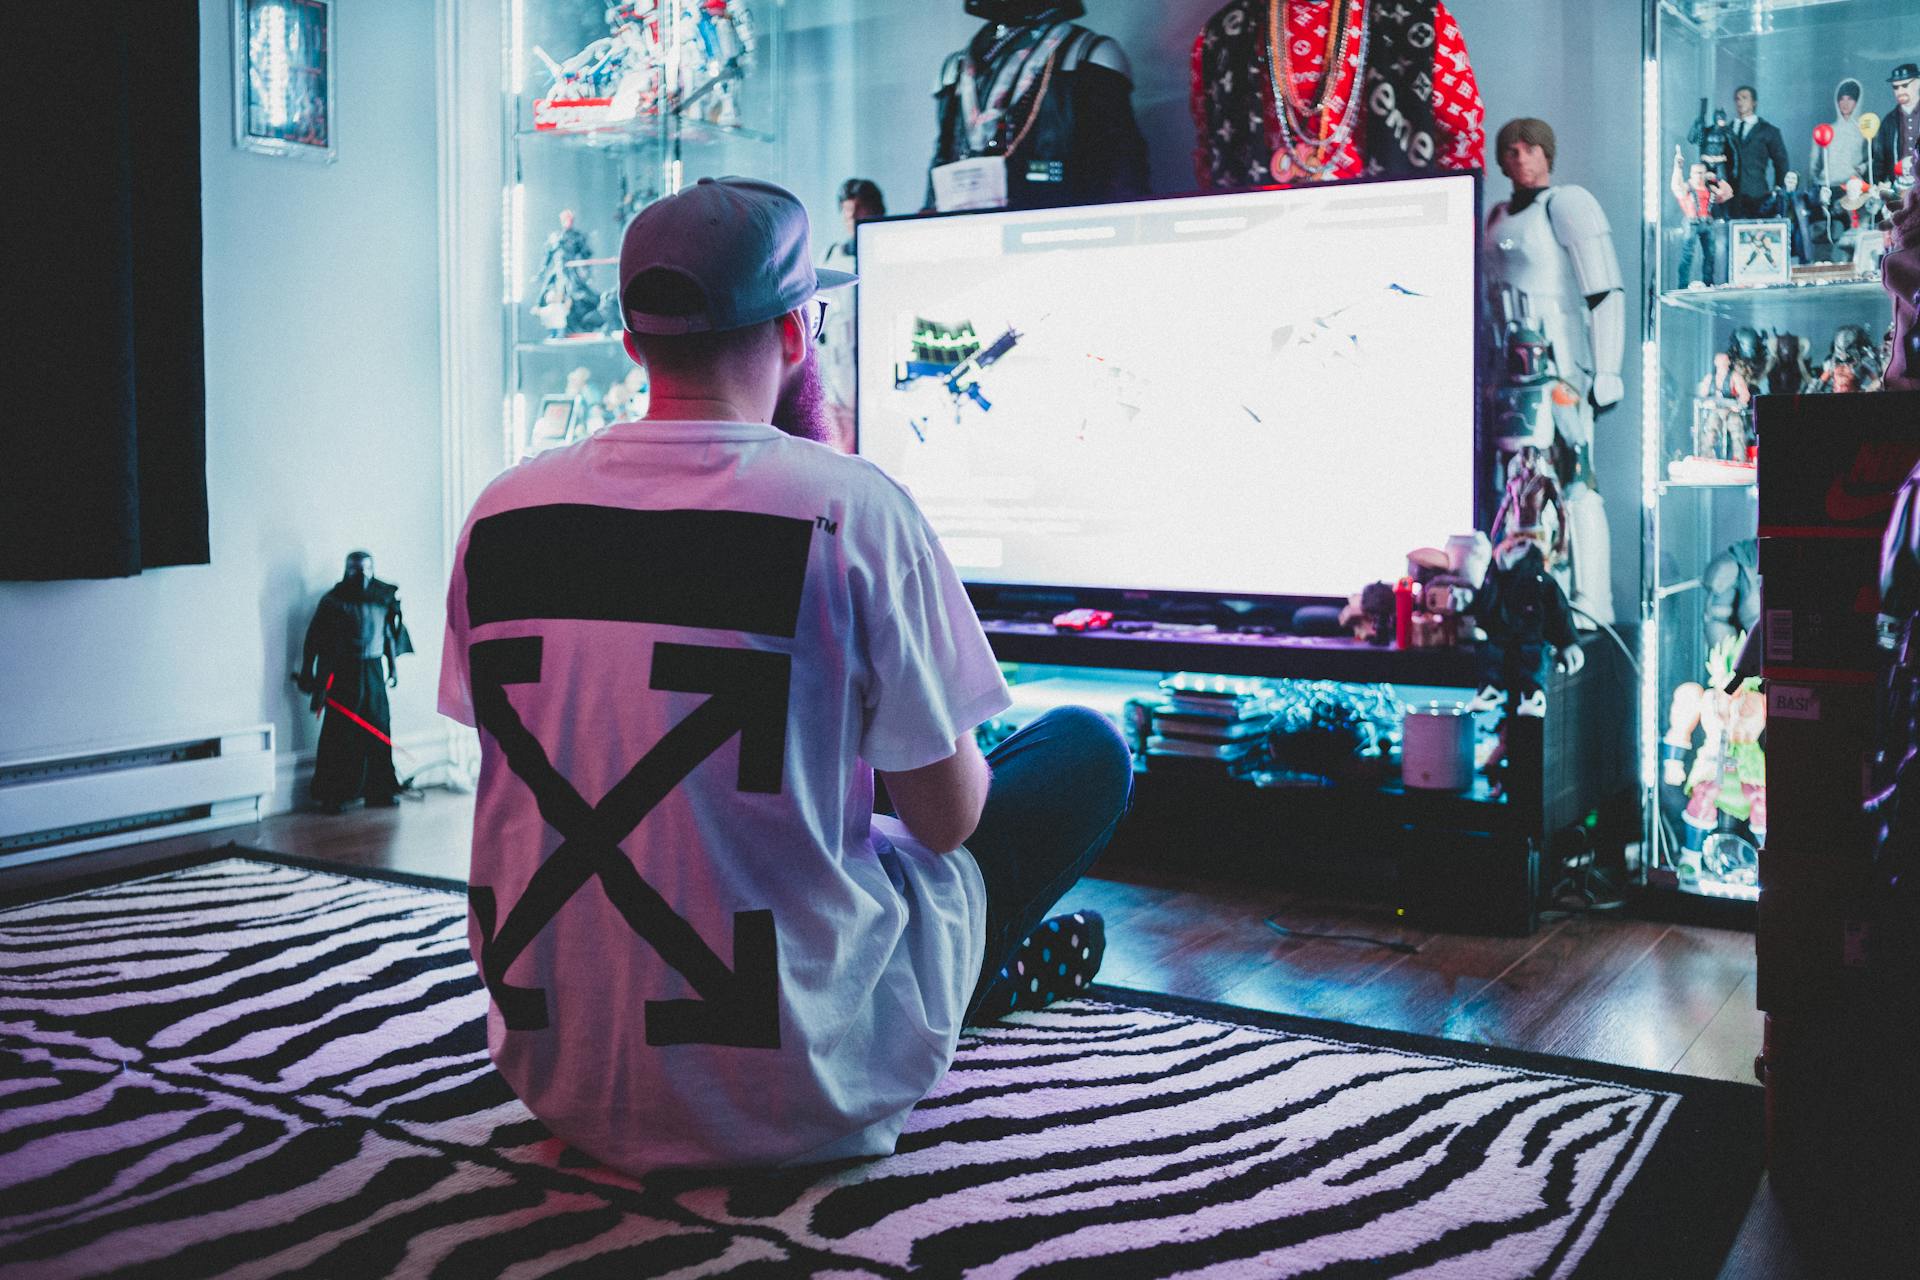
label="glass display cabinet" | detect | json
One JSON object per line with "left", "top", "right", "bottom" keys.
{"left": 1641, "top": 0, "right": 1910, "bottom": 902}
{"left": 501, "top": 0, "right": 785, "bottom": 466}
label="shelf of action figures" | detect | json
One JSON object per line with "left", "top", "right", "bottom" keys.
{"left": 1657, "top": 276, "right": 1887, "bottom": 320}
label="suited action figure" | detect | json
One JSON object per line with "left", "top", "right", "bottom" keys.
{"left": 1872, "top": 62, "right": 1920, "bottom": 191}
{"left": 294, "top": 551, "right": 415, "bottom": 812}
{"left": 1727, "top": 85, "right": 1790, "bottom": 218}
{"left": 927, "top": 0, "right": 1147, "bottom": 211}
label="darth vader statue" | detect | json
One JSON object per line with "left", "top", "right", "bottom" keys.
{"left": 926, "top": 0, "right": 1147, "bottom": 211}
{"left": 294, "top": 551, "right": 414, "bottom": 812}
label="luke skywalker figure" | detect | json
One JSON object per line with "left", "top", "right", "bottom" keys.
{"left": 1483, "top": 117, "right": 1626, "bottom": 626}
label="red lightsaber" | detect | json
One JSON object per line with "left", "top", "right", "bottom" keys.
{"left": 318, "top": 672, "right": 418, "bottom": 763}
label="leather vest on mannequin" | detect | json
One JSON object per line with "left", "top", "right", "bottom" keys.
{"left": 1191, "top": 0, "right": 1485, "bottom": 190}
{"left": 1484, "top": 118, "right": 1626, "bottom": 627}
{"left": 927, "top": 0, "right": 1148, "bottom": 211}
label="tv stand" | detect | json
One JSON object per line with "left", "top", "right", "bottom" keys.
{"left": 981, "top": 622, "right": 1637, "bottom": 935}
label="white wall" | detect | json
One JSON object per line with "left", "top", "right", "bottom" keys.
{"left": 0, "top": 0, "right": 447, "bottom": 799}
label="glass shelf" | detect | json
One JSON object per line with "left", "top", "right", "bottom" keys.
{"left": 1659, "top": 0, "right": 1859, "bottom": 40}
{"left": 514, "top": 333, "right": 626, "bottom": 353}
{"left": 514, "top": 114, "right": 775, "bottom": 151}
{"left": 1656, "top": 480, "right": 1759, "bottom": 496}
{"left": 1658, "top": 278, "right": 1888, "bottom": 320}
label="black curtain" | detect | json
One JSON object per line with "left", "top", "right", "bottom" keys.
{"left": 1, "top": 3, "right": 209, "bottom": 580}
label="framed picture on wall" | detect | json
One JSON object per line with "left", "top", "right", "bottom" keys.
{"left": 233, "top": 0, "right": 335, "bottom": 162}
{"left": 1727, "top": 220, "right": 1790, "bottom": 288}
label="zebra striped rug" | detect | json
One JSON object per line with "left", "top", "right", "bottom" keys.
{"left": 0, "top": 851, "right": 1759, "bottom": 1279}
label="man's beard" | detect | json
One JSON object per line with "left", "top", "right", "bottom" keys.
{"left": 772, "top": 345, "right": 836, "bottom": 445}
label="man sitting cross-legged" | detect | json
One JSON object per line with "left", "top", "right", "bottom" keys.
{"left": 440, "top": 177, "right": 1132, "bottom": 1171}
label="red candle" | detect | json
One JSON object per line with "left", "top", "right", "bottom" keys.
{"left": 1394, "top": 577, "right": 1415, "bottom": 648}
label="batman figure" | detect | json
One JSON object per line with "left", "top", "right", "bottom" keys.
{"left": 294, "top": 551, "right": 414, "bottom": 812}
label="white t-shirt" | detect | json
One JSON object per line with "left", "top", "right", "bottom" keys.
{"left": 439, "top": 419, "right": 1010, "bottom": 1170}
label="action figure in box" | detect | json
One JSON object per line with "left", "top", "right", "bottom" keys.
{"left": 293, "top": 551, "right": 415, "bottom": 812}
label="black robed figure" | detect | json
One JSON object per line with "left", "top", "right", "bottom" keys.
{"left": 295, "top": 551, "right": 415, "bottom": 811}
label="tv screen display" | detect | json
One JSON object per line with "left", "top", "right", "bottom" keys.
{"left": 854, "top": 173, "right": 1479, "bottom": 602}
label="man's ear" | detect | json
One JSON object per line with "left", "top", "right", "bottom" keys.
{"left": 778, "top": 310, "right": 806, "bottom": 366}
{"left": 622, "top": 330, "right": 644, "bottom": 365}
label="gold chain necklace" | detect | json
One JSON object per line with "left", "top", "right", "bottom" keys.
{"left": 1270, "top": 0, "right": 1353, "bottom": 128}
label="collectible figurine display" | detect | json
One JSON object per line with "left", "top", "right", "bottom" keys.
{"left": 1484, "top": 118, "right": 1625, "bottom": 625}
{"left": 1727, "top": 85, "right": 1790, "bottom": 218}
{"left": 293, "top": 552, "right": 415, "bottom": 813}
{"left": 1872, "top": 62, "right": 1919, "bottom": 191}
{"left": 1671, "top": 149, "right": 1733, "bottom": 287}
{"left": 1689, "top": 100, "right": 1737, "bottom": 187}
{"left": 1811, "top": 78, "right": 1870, "bottom": 190}
{"left": 1467, "top": 535, "right": 1583, "bottom": 787}
{"left": 1702, "top": 539, "right": 1761, "bottom": 647}
{"left": 926, "top": 1, "right": 1147, "bottom": 212}
{"left": 530, "top": 1, "right": 758, "bottom": 131}
{"left": 530, "top": 210, "right": 604, "bottom": 338}
{"left": 1663, "top": 636, "right": 1765, "bottom": 891}
{"left": 1812, "top": 323, "right": 1885, "bottom": 392}
{"left": 1191, "top": 0, "right": 1484, "bottom": 189}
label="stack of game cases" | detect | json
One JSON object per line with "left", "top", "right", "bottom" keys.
{"left": 1139, "top": 674, "right": 1278, "bottom": 777}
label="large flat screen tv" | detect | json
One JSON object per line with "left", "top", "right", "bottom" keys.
{"left": 854, "top": 173, "right": 1480, "bottom": 606}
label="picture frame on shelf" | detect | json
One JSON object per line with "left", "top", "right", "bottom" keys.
{"left": 529, "top": 395, "right": 578, "bottom": 453}
{"left": 233, "top": 0, "right": 335, "bottom": 162}
{"left": 1728, "top": 220, "right": 1790, "bottom": 288}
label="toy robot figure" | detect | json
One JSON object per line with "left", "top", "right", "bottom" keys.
{"left": 531, "top": 210, "right": 602, "bottom": 338}
{"left": 294, "top": 551, "right": 414, "bottom": 813}
{"left": 1469, "top": 536, "right": 1583, "bottom": 723}
{"left": 692, "top": 0, "right": 757, "bottom": 127}
{"left": 1485, "top": 118, "right": 1625, "bottom": 627}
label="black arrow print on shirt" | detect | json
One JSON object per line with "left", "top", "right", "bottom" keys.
{"left": 468, "top": 635, "right": 787, "bottom": 1047}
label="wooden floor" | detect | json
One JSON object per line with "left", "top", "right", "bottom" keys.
{"left": 5, "top": 788, "right": 1809, "bottom": 1278}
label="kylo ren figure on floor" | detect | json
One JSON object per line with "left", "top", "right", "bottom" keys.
{"left": 295, "top": 551, "right": 414, "bottom": 812}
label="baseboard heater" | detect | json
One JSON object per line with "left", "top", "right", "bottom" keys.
{"left": 0, "top": 726, "right": 276, "bottom": 870}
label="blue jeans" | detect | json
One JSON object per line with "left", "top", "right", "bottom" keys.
{"left": 961, "top": 706, "right": 1135, "bottom": 1021}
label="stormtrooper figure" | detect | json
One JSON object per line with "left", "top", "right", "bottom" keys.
{"left": 1483, "top": 117, "right": 1626, "bottom": 628}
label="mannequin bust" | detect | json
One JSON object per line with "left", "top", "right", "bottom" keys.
{"left": 927, "top": 0, "right": 1147, "bottom": 211}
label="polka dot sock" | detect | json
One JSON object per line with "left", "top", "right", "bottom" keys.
{"left": 986, "top": 910, "right": 1106, "bottom": 1015}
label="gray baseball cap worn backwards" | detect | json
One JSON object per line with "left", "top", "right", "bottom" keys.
{"left": 619, "top": 176, "right": 858, "bottom": 335}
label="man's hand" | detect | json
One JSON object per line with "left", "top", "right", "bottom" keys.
{"left": 878, "top": 734, "right": 991, "bottom": 853}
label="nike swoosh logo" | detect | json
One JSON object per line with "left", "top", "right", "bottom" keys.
{"left": 1825, "top": 477, "right": 1896, "bottom": 523}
